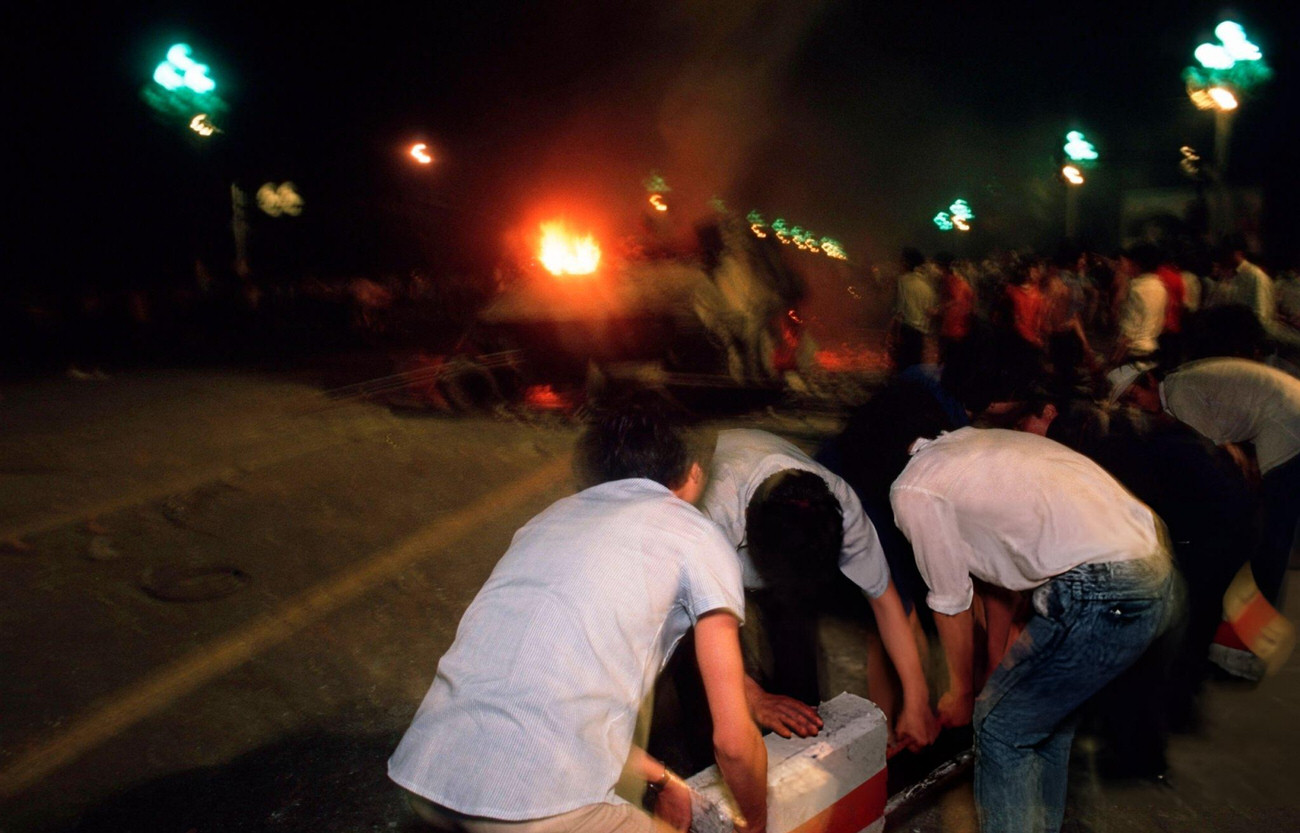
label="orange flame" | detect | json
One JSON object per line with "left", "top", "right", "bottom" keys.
{"left": 538, "top": 221, "right": 601, "bottom": 276}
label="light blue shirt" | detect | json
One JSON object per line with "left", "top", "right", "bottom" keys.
{"left": 701, "top": 429, "right": 890, "bottom": 598}
{"left": 388, "top": 478, "right": 744, "bottom": 819}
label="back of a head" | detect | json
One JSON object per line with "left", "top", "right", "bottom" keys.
{"left": 901, "top": 247, "right": 925, "bottom": 272}
{"left": 746, "top": 470, "right": 844, "bottom": 608}
{"left": 837, "top": 379, "right": 955, "bottom": 502}
{"left": 574, "top": 390, "right": 690, "bottom": 490}
{"left": 1125, "top": 243, "right": 1163, "bottom": 275}
{"left": 1184, "top": 305, "right": 1266, "bottom": 361}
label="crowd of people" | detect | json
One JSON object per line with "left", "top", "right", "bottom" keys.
{"left": 383, "top": 236, "right": 1298, "bottom": 833}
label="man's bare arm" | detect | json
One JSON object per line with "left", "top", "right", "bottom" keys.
{"left": 932, "top": 608, "right": 976, "bottom": 728}
{"left": 868, "top": 582, "right": 938, "bottom": 750}
{"left": 696, "top": 610, "right": 768, "bottom": 833}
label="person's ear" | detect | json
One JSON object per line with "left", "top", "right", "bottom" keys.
{"left": 672, "top": 461, "right": 706, "bottom": 503}
{"left": 1043, "top": 403, "right": 1059, "bottom": 423}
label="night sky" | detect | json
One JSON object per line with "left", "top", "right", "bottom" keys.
{"left": 13, "top": 1, "right": 1300, "bottom": 295}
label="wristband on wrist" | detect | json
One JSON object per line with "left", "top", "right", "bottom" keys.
{"left": 646, "top": 763, "right": 671, "bottom": 794}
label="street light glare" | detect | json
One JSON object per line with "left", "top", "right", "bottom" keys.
{"left": 1208, "top": 86, "right": 1238, "bottom": 110}
{"left": 1194, "top": 43, "right": 1234, "bottom": 70}
{"left": 1062, "top": 165, "right": 1085, "bottom": 185}
{"left": 410, "top": 143, "right": 433, "bottom": 164}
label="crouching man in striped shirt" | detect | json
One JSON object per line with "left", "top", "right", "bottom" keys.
{"left": 388, "top": 393, "right": 767, "bottom": 832}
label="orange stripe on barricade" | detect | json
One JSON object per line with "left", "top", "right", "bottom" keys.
{"left": 787, "top": 768, "right": 888, "bottom": 833}
{"left": 1230, "top": 591, "right": 1275, "bottom": 645}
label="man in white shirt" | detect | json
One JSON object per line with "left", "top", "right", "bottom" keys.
{"left": 1111, "top": 244, "right": 1167, "bottom": 364}
{"left": 889, "top": 248, "right": 937, "bottom": 372}
{"left": 890, "top": 427, "right": 1175, "bottom": 833}
{"left": 389, "top": 396, "right": 767, "bottom": 832}
{"left": 1117, "top": 357, "right": 1300, "bottom": 606}
{"left": 1214, "top": 245, "right": 1276, "bottom": 327}
{"left": 700, "top": 429, "right": 938, "bottom": 753}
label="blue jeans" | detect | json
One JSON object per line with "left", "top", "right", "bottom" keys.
{"left": 973, "top": 556, "right": 1176, "bottom": 833}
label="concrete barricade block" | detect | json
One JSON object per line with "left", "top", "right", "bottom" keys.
{"left": 687, "top": 692, "right": 887, "bottom": 833}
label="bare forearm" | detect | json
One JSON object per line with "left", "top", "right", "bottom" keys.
{"left": 715, "top": 729, "right": 768, "bottom": 833}
{"left": 696, "top": 612, "right": 769, "bottom": 832}
{"left": 870, "top": 588, "right": 930, "bottom": 707}
{"left": 934, "top": 609, "right": 975, "bottom": 698}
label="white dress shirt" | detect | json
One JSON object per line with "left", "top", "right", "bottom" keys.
{"left": 388, "top": 478, "right": 744, "bottom": 819}
{"left": 1117, "top": 272, "right": 1168, "bottom": 356}
{"left": 891, "top": 428, "right": 1162, "bottom": 615}
{"left": 701, "top": 429, "right": 890, "bottom": 598}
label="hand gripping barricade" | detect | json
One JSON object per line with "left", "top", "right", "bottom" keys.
{"left": 687, "top": 693, "right": 888, "bottom": 833}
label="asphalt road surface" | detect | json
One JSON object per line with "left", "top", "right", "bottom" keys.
{"left": 1, "top": 369, "right": 1296, "bottom": 832}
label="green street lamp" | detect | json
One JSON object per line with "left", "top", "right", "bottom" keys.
{"left": 144, "top": 42, "right": 225, "bottom": 136}
{"left": 153, "top": 44, "right": 216, "bottom": 94}
{"left": 1063, "top": 131, "right": 1098, "bottom": 163}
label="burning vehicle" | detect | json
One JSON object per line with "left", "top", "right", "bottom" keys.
{"left": 463, "top": 204, "right": 878, "bottom": 408}
{"left": 359, "top": 194, "right": 883, "bottom": 414}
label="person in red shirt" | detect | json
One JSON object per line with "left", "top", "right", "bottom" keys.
{"left": 1005, "top": 259, "right": 1046, "bottom": 349}
{"left": 937, "top": 252, "right": 975, "bottom": 362}
{"left": 1156, "top": 257, "right": 1187, "bottom": 364}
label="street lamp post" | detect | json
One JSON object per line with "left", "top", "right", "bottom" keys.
{"left": 1061, "top": 131, "right": 1097, "bottom": 242}
{"left": 1184, "top": 21, "right": 1269, "bottom": 182}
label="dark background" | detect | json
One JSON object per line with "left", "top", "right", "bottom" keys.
{"left": 10, "top": 1, "right": 1300, "bottom": 298}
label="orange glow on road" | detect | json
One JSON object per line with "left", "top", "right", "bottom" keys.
{"left": 522, "top": 385, "right": 575, "bottom": 411}
{"left": 538, "top": 221, "right": 601, "bottom": 276}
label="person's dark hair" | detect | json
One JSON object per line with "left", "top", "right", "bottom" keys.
{"left": 574, "top": 390, "right": 691, "bottom": 489}
{"left": 1184, "top": 305, "right": 1265, "bottom": 361}
{"left": 1124, "top": 243, "right": 1163, "bottom": 274}
{"left": 901, "top": 247, "right": 925, "bottom": 272}
{"left": 1045, "top": 398, "right": 1110, "bottom": 458}
{"left": 977, "top": 379, "right": 1064, "bottom": 430}
{"left": 835, "top": 379, "right": 954, "bottom": 502}
{"left": 934, "top": 251, "right": 955, "bottom": 270}
{"left": 746, "top": 470, "right": 843, "bottom": 608}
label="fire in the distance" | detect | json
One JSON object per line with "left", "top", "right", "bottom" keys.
{"left": 538, "top": 221, "right": 602, "bottom": 277}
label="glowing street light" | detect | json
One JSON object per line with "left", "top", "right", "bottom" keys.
{"left": 1184, "top": 19, "right": 1268, "bottom": 182}
{"left": 1061, "top": 164, "right": 1085, "bottom": 186}
{"left": 409, "top": 143, "right": 434, "bottom": 164}
{"left": 154, "top": 44, "right": 216, "bottom": 94}
{"left": 1207, "top": 87, "right": 1238, "bottom": 111}
{"left": 1063, "top": 131, "right": 1098, "bottom": 163}
{"left": 188, "top": 113, "right": 218, "bottom": 137}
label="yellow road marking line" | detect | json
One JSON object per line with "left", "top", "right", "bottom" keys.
{"left": 0, "top": 454, "right": 572, "bottom": 798}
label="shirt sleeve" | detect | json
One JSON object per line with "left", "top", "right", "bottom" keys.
{"left": 890, "top": 486, "right": 975, "bottom": 615}
{"left": 682, "top": 520, "right": 747, "bottom": 626}
{"left": 829, "top": 476, "right": 891, "bottom": 598}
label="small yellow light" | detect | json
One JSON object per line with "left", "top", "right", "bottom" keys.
{"left": 649, "top": 193, "right": 668, "bottom": 212}
{"left": 1062, "top": 164, "right": 1085, "bottom": 186}
{"left": 410, "top": 143, "right": 433, "bottom": 164}
{"left": 189, "top": 114, "right": 216, "bottom": 136}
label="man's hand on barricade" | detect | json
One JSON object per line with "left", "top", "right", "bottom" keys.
{"left": 744, "top": 675, "right": 822, "bottom": 738}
